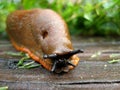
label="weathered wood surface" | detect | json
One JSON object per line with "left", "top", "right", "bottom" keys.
{"left": 0, "top": 38, "right": 120, "bottom": 90}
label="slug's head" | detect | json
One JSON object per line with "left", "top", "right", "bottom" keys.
{"left": 43, "top": 49, "right": 83, "bottom": 73}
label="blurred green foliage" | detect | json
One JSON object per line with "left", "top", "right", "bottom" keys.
{"left": 0, "top": 0, "right": 120, "bottom": 38}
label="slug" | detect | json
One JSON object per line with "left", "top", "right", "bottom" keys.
{"left": 6, "top": 9, "right": 83, "bottom": 73}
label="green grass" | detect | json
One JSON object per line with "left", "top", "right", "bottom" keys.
{"left": 0, "top": 86, "right": 8, "bottom": 90}
{"left": 0, "top": 0, "right": 120, "bottom": 38}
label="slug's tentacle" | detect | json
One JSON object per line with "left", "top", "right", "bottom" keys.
{"left": 43, "top": 49, "right": 83, "bottom": 72}
{"left": 67, "top": 61, "right": 76, "bottom": 67}
{"left": 43, "top": 54, "right": 57, "bottom": 59}
{"left": 63, "top": 49, "right": 83, "bottom": 59}
{"left": 51, "top": 61, "right": 57, "bottom": 72}
{"left": 43, "top": 49, "right": 83, "bottom": 60}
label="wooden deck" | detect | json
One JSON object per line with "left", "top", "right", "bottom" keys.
{"left": 0, "top": 38, "right": 120, "bottom": 90}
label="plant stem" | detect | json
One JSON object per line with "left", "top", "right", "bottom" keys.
{"left": 17, "top": 54, "right": 30, "bottom": 66}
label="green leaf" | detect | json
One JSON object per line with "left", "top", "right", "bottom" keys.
{"left": 108, "top": 59, "right": 120, "bottom": 64}
{"left": 0, "top": 86, "right": 8, "bottom": 90}
{"left": 5, "top": 52, "right": 25, "bottom": 57}
{"left": 84, "top": 13, "right": 93, "bottom": 21}
{"left": 17, "top": 54, "right": 30, "bottom": 66}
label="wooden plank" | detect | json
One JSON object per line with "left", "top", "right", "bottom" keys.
{"left": 0, "top": 39, "right": 120, "bottom": 90}
{"left": 0, "top": 58, "right": 120, "bottom": 90}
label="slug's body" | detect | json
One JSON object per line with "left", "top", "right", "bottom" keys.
{"left": 6, "top": 9, "right": 83, "bottom": 73}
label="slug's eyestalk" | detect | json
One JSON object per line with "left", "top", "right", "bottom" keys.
{"left": 43, "top": 49, "right": 83, "bottom": 59}
{"left": 43, "top": 54, "right": 57, "bottom": 59}
{"left": 43, "top": 49, "right": 83, "bottom": 72}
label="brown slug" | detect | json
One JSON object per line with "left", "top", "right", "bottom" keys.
{"left": 6, "top": 9, "right": 83, "bottom": 73}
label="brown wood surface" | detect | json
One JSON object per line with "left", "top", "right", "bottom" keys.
{"left": 0, "top": 38, "right": 120, "bottom": 90}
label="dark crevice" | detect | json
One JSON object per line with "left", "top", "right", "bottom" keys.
{"left": 57, "top": 80, "right": 120, "bottom": 85}
{"left": 1, "top": 80, "right": 120, "bottom": 86}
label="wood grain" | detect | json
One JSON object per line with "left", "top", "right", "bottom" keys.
{"left": 0, "top": 38, "right": 120, "bottom": 90}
